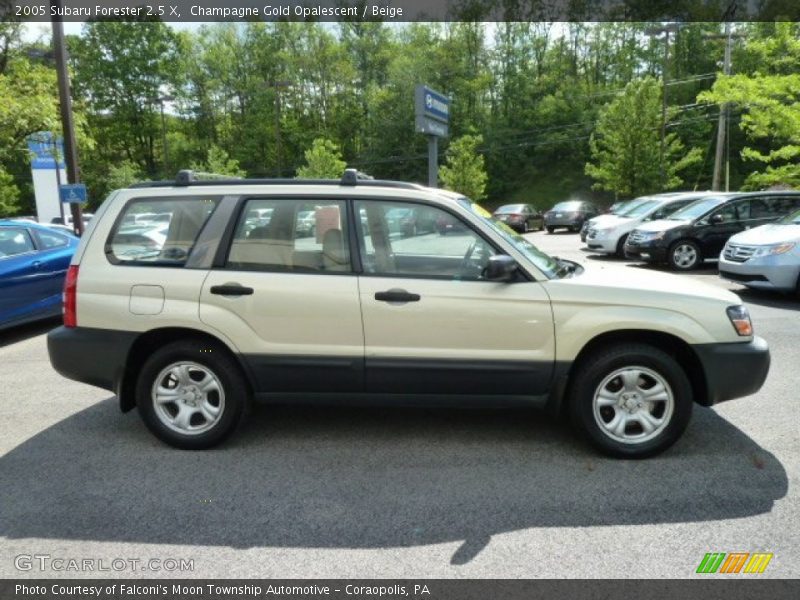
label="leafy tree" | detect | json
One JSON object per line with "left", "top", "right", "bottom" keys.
{"left": 0, "top": 167, "right": 20, "bottom": 216}
{"left": 698, "top": 23, "right": 800, "bottom": 189}
{"left": 296, "top": 138, "right": 347, "bottom": 179}
{"left": 439, "top": 134, "right": 488, "bottom": 200}
{"left": 585, "top": 77, "right": 701, "bottom": 198}
{"left": 191, "top": 145, "right": 245, "bottom": 177}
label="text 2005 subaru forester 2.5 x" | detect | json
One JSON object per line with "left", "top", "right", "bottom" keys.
{"left": 47, "top": 170, "right": 770, "bottom": 458}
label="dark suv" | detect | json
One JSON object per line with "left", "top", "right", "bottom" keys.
{"left": 544, "top": 200, "right": 599, "bottom": 233}
{"left": 624, "top": 192, "right": 800, "bottom": 270}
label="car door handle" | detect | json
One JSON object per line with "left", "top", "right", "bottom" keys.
{"left": 31, "top": 260, "right": 42, "bottom": 269}
{"left": 375, "top": 289, "right": 420, "bottom": 303}
{"left": 210, "top": 284, "right": 254, "bottom": 296}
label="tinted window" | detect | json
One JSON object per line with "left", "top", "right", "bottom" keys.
{"left": 650, "top": 199, "right": 694, "bottom": 220}
{"left": 227, "top": 198, "right": 350, "bottom": 273}
{"left": 0, "top": 228, "right": 35, "bottom": 258}
{"left": 108, "top": 197, "right": 219, "bottom": 265}
{"left": 496, "top": 204, "right": 525, "bottom": 214}
{"left": 780, "top": 208, "right": 800, "bottom": 224}
{"left": 552, "top": 201, "right": 582, "bottom": 211}
{"left": 668, "top": 197, "right": 728, "bottom": 220}
{"left": 710, "top": 202, "right": 739, "bottom": 224}
{"left": 355, "top": 200, "right": 495, "bottom": 280}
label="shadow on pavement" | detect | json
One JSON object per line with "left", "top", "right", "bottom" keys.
{"left": 0, "top": 318, "right": 60, "bottom": 349}
{"left": 0, "top": 401, "right": 787, "bottom": 565}
{"left": 734, "top": 287, "right": 799, "bottom": 310}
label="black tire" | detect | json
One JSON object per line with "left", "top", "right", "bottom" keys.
{"left": 546, "top": 226, "right": 555, "bottom": 234}
{"left": 668, "top": 239, "right": 702, "bottom": 271}
{"left": 568, "top": 343, "right": 693, "bottom": 458}
{"left": 136, "top": 339, "right": 249, "bottom": 449}
{"left": 615, "top": 233, "right": 629, "bottom": 258}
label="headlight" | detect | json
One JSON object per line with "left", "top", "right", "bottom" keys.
{"left": 726, "top": 305, "right": 753, "bottom": 337}
{"left": 750, "top": 242, "right": 796, "bottom": 258}
{"left": 641, "top": 231, "right": 666, "bottom": 241}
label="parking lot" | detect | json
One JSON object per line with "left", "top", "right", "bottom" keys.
{"left": 0, "top": 229, "right": 798, "bottom": 579}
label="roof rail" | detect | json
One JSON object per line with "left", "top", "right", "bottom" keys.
{"left": 129, "top": 169, "right": 423, "bottom": 191}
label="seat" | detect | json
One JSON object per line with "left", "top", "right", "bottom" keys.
{"left": 322, "top": 229, "right": 348, "bottom": 271}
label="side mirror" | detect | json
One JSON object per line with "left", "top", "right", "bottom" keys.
{"left": 485, "top": 255, "right": 518, "bottom": 282}
{"left": 709, "top": 214, "right": 724, "bottom": 225}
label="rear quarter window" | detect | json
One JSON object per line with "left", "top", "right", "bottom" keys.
{"left": 106, "top": 197, "right": 220, "bottom": 266}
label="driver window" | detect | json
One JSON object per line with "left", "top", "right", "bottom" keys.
{"left": 709, "top": 203, "right": 738, "bottom": 224}
{"left": 354, "top": 200, "right": 495, "bottom": 280}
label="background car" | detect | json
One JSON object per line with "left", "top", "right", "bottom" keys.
{"left": 492, "top": 204, "right": 543, "bottom": 233}
{"left": 719, "top": 207, "right": 800, "bottom": 294}
{"left": 0, "top": 220, "right": 79, "bottom": 330}
{"left": 625, "top": 192, "right": 800, "bottom": 270}
{"left": 544, "top": 200, "right": 599, "bottom": 233}
{"left": 580, "top": 197, "right": 654, "bottom": 242}
{"left": 295, "top": 210, "right": 316, "bottom": 237}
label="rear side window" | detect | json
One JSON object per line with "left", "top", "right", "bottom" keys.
{"left": 35, "top": 230, "right": 69, "bottom": 249}
{"left": 0, "top": 228, "right": 35, "bottom": 258}
{"left": 107, "top": 197, "right": 219, "bottom": 266}
{"left": 226, "top": 198, "right": 350, "bottom": 273}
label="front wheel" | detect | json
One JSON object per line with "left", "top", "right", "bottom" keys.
{"left": 615, "top": 233, "right": 629, "bottom": 258}
{"left": 546, "top": 226, "right": 555, "bottom": 234}
{"left": 136, "top": 340, "right": 249, "bottom": 449}
{"left": 669, "top": 240, "right": 702, "bottom": 271}
{"left": 568, "top": 344, "right": 693, "bottom": 458}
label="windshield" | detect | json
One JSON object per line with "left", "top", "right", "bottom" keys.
{"left": 779, "top": 208, "right": 800, "bottom": 225}
{"left": 457, "top": 198, "right": 560, "bottom": 278}
{"left": 667, "top": 196, "right": 727, "bottom": 220}
{"left": 621, "top": 199, "right": 661, "bottom": 218}
{"left": 552, "top": 201, "right": 582, "bottom": 211}
{"left": 495, "top": 204, "right": 525, "bottom": 214}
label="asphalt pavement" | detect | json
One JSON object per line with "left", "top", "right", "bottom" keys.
{"left": 0, "top": 230, "right": 798, "bottom": 579}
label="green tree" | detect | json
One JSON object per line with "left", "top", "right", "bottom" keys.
{"left": 296, "top": 138, "right": 347, "bottom": 179}
{"left": 698, "top": 23, "right": 800, "bottom": 189}
{"left": 191, "top": 145, "right": 245, "bottom": 177}
{"left": 0, "top": 167, "right": 20, "bottom": 216}
{"left": 585, "top": 77, "right": 701, "bottom": 198}
{"left": 439, "top": 134, "right": 488, "bottom": 200}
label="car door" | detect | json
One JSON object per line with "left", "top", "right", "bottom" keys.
{"left": 30, "top": 228, "right": 74, "bottom": 306}
{"left": 0, "top": 227, "right": 41, "bottom": 325}
{"left": 199, "top": 197, "right": 365, "bottom": 394}
{"left": 697, "top": 200, "right": 745, "bottom": 257}
{"left": 354, "top": 199, "right": 555, "bottom": 396}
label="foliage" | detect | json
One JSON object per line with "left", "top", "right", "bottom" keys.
{"left": 698, "top": 23, "right": 800, "bottom": 190}
{"left": 191, "top": 146, "right": 245, "bottom": 178}
{"left": 439, "top": 134, "right": 488, "bottom": 201}
{"left": 296, "top": 138, "right": 347, "bottom": 179}
{"left": 0, "top": 166, "right": 20, "bottom": 217}
{"left": 585, "top": 77, "right": 701, "bottom": 198}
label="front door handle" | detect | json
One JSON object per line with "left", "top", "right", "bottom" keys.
{"left": 210, "top": 284, "right": 254, "bottom": 297}
{"left": 375, "top": 289, "right": 420, "bottom": 303}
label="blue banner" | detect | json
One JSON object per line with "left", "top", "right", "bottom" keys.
{"left": 27, "top": 133, "right": 66, "bottom": 170}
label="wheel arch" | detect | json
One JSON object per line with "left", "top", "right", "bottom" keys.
{"left": 548, "top": 328, "right": 709, "bottom": 417}
{"left": 118, "top": 327, "right": 253, "bottom": 413}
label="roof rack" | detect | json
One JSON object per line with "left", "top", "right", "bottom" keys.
{"left": 129, "top": 168, "right": 421, "bottom": 190}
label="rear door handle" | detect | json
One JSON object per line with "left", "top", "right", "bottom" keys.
{"left": 210, "top": 284, "right": 254, "bottom": 297}
{"left": 375, "top": 289, "right": 420, "bottom": 303}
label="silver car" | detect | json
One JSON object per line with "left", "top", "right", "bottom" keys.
{"left": 719, "top": 208, "right": 800, "bottom": 293}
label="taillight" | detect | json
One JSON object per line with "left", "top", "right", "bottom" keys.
{"left": 63, "top": 265, "right": 78, "bottom": 328}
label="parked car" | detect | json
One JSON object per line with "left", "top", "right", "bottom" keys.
{"left": 295, "top": 210, "right": 316, "bottom": 237}
{"left": 585, "top": 193, "right": 712, "bottom": 257}
{"left": 0, "top": 220, "right": 79, "bottom": 330}
{"left": 48, "top": 169, "right": 769, "bottom": 458}
{"left": 581, "top": 195, "right": 676, "bottom": 242}
{"left": 51, "top": 212, "right": 93, "bottom": 227}
{"left": 625, "top": 192, "right": 800, "bottom": 270}
{"left": 719, "top": 207, "right": 800, "bottom": 294}
{"left": 492, "top": 204, "right": 543, "bottom": 233}
{"left": 544, "top": 200, "right": 599, "bottom": 233}
{"left": 435, "top": 212, "right": 467, "bottom": 235}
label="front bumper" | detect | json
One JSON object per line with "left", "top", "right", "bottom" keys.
{"left": 585, "top": 234, "right": 618, "bottom": 253}
{"left": 48, "top": 326, "right": 138, "bottom": 394}
{"left": 719, "top": 255, "right": 800, "bottom": 291}
{"left": 693, "top": 336, "right": 770, "bottom": 406}
{"left": 624, "top": 241, "right": 669, "bottom": 262}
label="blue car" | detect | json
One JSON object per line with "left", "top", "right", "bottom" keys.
{"left": 0, "top": 220, "right": 79, "bottom": 330}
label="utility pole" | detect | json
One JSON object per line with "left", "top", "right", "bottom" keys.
{"left": 51, "top": 0, "right": 83, "bottom": 236}
{"left": 646, "top": 24, "right": 681, "bottom": 191}
{"left": 705, "top": 24, "right": 744, "bottom": 191}
{"left": 265, "top": 80, "right": 291, "bottom": 177}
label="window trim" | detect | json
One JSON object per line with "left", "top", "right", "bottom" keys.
{"left": 105, "top": 195, "right": 222, "bottom": 267}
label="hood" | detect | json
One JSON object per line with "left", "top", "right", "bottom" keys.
{"left": 728, "top": 223, "right": 800, "bottom": 245}
{"left": 586, "top": 214, "right": 622, "bottom": 227}
{"left": 633, "top": 218, "right": 686, "bottom": 233}
{"left": 589, "top": 215, "right": 634, "bottom": 229}
{"left": 564, "top": 261, "right": 740, "bottom": 305}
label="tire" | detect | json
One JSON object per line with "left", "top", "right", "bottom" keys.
{"left": 615, "top": 233, "right": 629, "bottom": 258}
{"left": 523, "top": 221, "right": 530, "bottom": 233}
{"left": 669, "top": 240, "right": 702, "bottom": 271}
{"left": 546, "top": 226, "right": 555, "bottom": 234}
{"left": 136, "top": 339, "right": 249, "bottom": 449}
{"left": 568, "top": 343, "right": 693, "bottom": 458}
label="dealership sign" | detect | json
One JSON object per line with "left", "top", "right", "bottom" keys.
{"left": 415, "top": 85, "right": 449, "bottom": 137}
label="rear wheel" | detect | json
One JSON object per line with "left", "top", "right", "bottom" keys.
{"left": 669, "top": 240, "right": 702, "bottom": 271}
{"left": 615, "top": 233, "right": 629, "bottom": 258}
{"left": 546, "top": 226, "right": 555, "bottom": 234}
{"left": 568, "top": 344, "right": 693, "bottom": 458}
{"left": 136, "top": 339, "right": 249, "bottom": 449}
